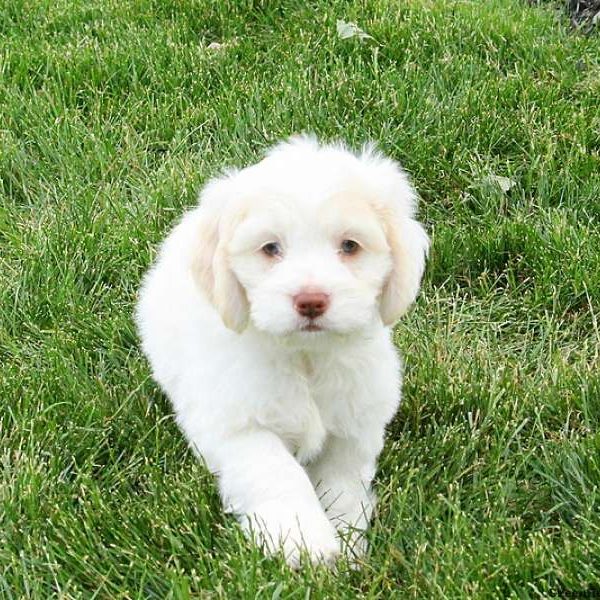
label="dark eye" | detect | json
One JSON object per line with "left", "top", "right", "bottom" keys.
{"left": 261, "top": 241, "right": 283, "bottom": 258}
{"left": 340, "top": 239, "right": 360, "bottom": 255}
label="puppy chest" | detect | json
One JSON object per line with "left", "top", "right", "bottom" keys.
{"left": 254, "top": 376, "right": 325, "bottom": 443}
{"left": 253, "top": 359, "right": 363, "bottom": 459}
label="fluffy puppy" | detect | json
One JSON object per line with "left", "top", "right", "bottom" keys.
{"left": 136, "top": 136, "right": 429, "bottom": 567}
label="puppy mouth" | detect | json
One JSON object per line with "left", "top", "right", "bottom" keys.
{"left": 300, "top": 320, "right": 324, "bottom": 332}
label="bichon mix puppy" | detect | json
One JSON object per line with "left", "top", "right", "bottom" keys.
{"left": 136, "top": 136, "right": 429, "bottom": 567}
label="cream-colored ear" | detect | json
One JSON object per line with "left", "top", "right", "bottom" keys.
{"left": 358, "top": 145, "right": 429, "bottom": 326}
{"left": 379, "top": 214, "right": 429, "bottom": 326}
{"left": 191, "top": 177, "right": 249, "bottom": 332}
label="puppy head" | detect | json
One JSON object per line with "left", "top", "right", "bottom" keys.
{"left": 192, "top": 136, "right": 429, "bottom": 336}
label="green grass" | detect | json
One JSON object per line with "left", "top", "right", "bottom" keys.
{"left": 1, "top": 0, "right": 599, "bottom": 597}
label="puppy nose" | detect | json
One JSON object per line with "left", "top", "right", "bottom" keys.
{"left": 293, "top": 291, "right": 330, "bottom": 319}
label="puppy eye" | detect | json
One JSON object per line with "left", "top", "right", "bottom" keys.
{"left": 340, "top": 239, "right": 360, "bottom": 255}
{"left": 261, "top": 242, "right": 283, "bottom": 258}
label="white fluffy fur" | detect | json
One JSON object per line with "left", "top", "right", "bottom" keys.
{"left": 135, "top": 136, "right": 429, "bottom": 567}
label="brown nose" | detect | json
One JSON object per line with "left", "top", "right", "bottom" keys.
{"left": 293, "top": 291, "right": 330, "bottom": 319}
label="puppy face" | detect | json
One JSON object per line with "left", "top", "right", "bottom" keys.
{"left": 193, "top": 137, "right": 429, "bottom": 336}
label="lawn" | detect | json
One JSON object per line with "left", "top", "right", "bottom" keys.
{"left": 1, "top": 0, "right": 600, "bottom": 597}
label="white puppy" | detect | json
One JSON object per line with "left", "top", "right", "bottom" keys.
{"left": 136, "top": 136, "right": 429, "bottom": 567}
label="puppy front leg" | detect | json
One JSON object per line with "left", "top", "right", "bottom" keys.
{"left": 201, "top": 428, "right": 339, "bottom": 567}
{"left": 306, "top": 433, "right": 383, "bottom": 561}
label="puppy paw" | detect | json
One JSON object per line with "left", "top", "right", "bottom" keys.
{"left": 283, "top": 525, "right": 340, "bottom": 568}
{"left": 242, "top": 500, "right": 340, "bottom": 567}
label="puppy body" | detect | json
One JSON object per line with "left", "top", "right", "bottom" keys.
{"left": 136, "top": 137, "right": 428, "bottom": 566}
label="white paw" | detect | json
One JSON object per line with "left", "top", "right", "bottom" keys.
{"left": 241, "top": 499, "right": 340, "bottom": 567}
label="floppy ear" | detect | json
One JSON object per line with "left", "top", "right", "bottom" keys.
{"left": 359, "top": 146, "right": 429, "bottom": 325}
{"left": 191, "top": 177, "right": 249, "bottom": 332}
{"left": 379, "top": 213, "right": 429, "bottom": 325}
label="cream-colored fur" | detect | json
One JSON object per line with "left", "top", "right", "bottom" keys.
{"left": 136, "top": 136, "right": 429, "bottom": 566}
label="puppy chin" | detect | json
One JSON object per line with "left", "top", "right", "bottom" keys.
{"left": 249, "top": 316, "right": 328, "bottom": 337}
{"left": 249, "top": 310, "right": 376, "bottom": 340}
{"left": 300, "top": 321, "right": 324, "bottom": 332}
